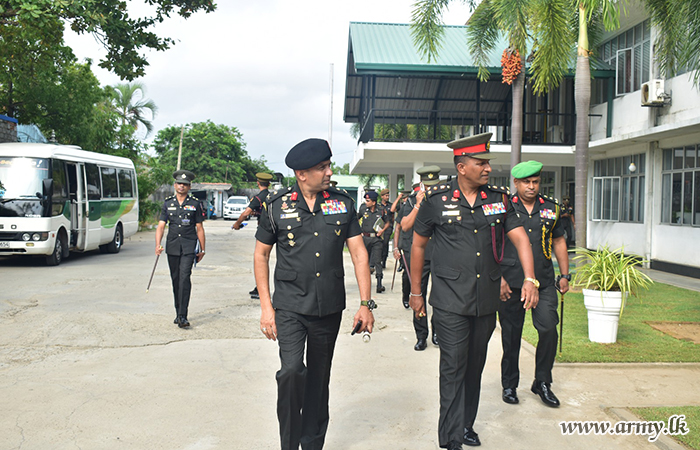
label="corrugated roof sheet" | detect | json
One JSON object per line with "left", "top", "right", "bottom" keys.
{"left": 348, "top": 22, "right": 614, "bottom": 75}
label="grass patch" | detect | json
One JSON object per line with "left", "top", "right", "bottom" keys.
{"left": 629, "top": 406, "right": 700, "bottom": 449}
{"left": 521, "top": 283, "right": 700, "bottom": 362}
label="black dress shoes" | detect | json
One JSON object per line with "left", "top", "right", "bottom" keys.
{"left": 402, "top": 298, "right": 410, "bottom": 309}
{"left": 446, "top": 441, "right": 463, "bottom": 450}
{"left": 174, "top": 317, "right": 179, "bottom": 324}
{"left": 531, "top": 379, "right": 560, "bottom": 407}
{"left": 414, "top": 338, "right": 427, "bottom": 351}
{"left": 432, "top": 332, "right": 439, "bottom": 346}
{"left": 178, "top": 317, "right": 190, "bottom": 328}
{"left": 463, "top": 427, "right": 481, "bottom": 446}
{"left": 502, "top": 387, "right": 519, "bottom": 404}
{"left": 249, "top": 287, "right": 259, "bottom": 299}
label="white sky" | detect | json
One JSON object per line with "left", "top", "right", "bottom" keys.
{"left": 64, "top": 0, "right": 474, "bottom": 176}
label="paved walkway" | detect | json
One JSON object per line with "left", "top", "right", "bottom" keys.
{"left": 1, "top": 220, "right": 697, "bottom": 449}
{"left": 641, "top": 268, "right": 700, "bottom": 293}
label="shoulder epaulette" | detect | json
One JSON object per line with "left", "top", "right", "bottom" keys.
{"left": 266, "top": 186, "right": 293, "bottom": 203}
{"left": 427, "top": 184, "right": 450, "bottom": 197}
{"left": 487, "top": 184, "right": 510, "bottom": 195}
{"left": 540, "top": 194, "right": 559, "bottom": 205}
{"left": 327, "top": 185, "right": 354, "bottom": 200}
{"left": 165, "top": 195, "right": 175, "bottom": 201}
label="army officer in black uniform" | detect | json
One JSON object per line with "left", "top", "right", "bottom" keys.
{"left": 359, "top": 190, "right": 390, "bottom": 293}
{"left": 155, "top": 170, "right": 206, "bottom": 328}
{"left": 499, "top": 160, "right": 570, "bottom": 408}
{"left": 254, "top": 138, "right": 374, "bottom": 450}
{"left": 410, "top": 133, "right": 538, "bottom": 450}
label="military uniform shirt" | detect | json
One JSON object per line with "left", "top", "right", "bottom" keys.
{"left": 256, "top": 185, "right": 361, "bottom": 317}
{"left": 358, "top": 205, "right": 386, "bottom": 235}
{"left": 501, "top": 194, "right": 564, "bottom": 289}
{"left": 248, "top": 188, "right": 269, "bottom": 217}
{"left": 398, "top": 195, "right": 434, "bottom": 260}
{"left": 159, "top": 194, "right": 204, "bottom": 255}
{"left": 413, "top": 179, "right": 522, "bottom": 316}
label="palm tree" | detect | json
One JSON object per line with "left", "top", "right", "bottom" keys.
{"left": 411, "top": 0, "right": 625, "bottom": 249}
{"left": 111, "top": 82, "right": 158, "bottom": 139}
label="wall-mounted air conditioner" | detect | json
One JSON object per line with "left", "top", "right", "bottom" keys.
{"left": 641, "top": 79, "right": 666, "bottom": 106}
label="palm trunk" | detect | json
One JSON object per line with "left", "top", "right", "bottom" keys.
{"left": 574, "top": 5, "right": 590, "bottom": 251}
{"left": 509, "top": 57, "right": 526, "bottom": 191}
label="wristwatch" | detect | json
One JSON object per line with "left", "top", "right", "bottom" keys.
{"left": 524, "top": 277, "right": 540, "bottom": 289}
{"left": 559, "top": 274, "right": 571, "bottom": 281}
{"left": 361, "top": 299, "right": 377, "bottom": 311}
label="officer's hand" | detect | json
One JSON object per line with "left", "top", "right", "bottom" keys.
{"left": 410, "top": 294, "right": 426, "bottom": 320}
{"left": 377, "top": 229, "right": 383, "bottom": 237}
{"left": 393, "top": 248, "right": 401, "bottom": 260}
{"left": 232, "top": 222, "right": 241, "bottom": 230}
{"left": 196, "top": 251, "right": 205, "bottom": 263}
{"left": 500, "top": 278, "right": 512, "bottom": 301}
{"left": 354, "top": 305, "right": 374, "bottom": 333}
{"left": 558, "top": 278, "right": 570, "bottom": 295}
{"left": 521, "top": 282, "right": 539, "bottom": 310}
{"left": 416, "top": 191, "right": 425, "bottom": 204}
{"left": 260, "top": 305, "right": 277, "bottom": 341}
{"left": 155, "top": 245, "right": 164, "bottom": 256}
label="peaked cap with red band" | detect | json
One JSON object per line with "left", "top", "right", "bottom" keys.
{"left": 447, "top": 132, "right": 493, "bottom": 160}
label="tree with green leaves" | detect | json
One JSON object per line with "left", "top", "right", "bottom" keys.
{"left": 411, "top": 0, "right": 626, "bottom": 249}
{"left": 152, "top": 121, "right": 270, "bottom": 190}
{"left": 110, "top": 82, "right": 158, "bottom": 140}
{"left": 0, "top": 0, "right": 216, "bottom": 80}
{"left": 645, "top": 0, "right": 700, "bottom": 86}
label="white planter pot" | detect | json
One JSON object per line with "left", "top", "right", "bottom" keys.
{"left": 582, "top": 289, "right": 627, "bottom": 344}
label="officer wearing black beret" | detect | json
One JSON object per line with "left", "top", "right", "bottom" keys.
{"left": 155, "top": 170, "right": 206, "bottom": 328}
{"left": 410, "top": 133, "right": 539, "bottom": 449}
{"left": 254, "top": 138, "right": 374, "bottom": 450}
{"left": 232, "top": 172, "right": 275, "bottom": 299}
{"left": 499, "top": 160, "right": 570, "bottom": 408}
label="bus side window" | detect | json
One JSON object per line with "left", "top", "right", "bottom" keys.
{"left": 101, "top": 167, "right": 118, "bottom": 198}
{"left": 85, "top": 163, "right": 101, "bottom": 200}
{"left": 118, "top": 168, "right": 134, "bottom": 198}
{"left": 51, "top": 159, "right": 68, "bottom": 216}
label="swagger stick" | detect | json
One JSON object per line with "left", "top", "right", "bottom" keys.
{"left": 391, "top": 257, "right": 397, "bottom": 291}
{"left": 146, "top": 253, "right": 160, "bottom": 293}
{"left": 556, "top": 277, "right": 564, "bottom": 354}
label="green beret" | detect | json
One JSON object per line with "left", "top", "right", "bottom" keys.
{"left": 511, "top": 160, "right": 543, "bottom": 179}
{"left": 416, "top": 165, "right": 441, "bottom": 186}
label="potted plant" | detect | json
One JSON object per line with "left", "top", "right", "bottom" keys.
{"left": 572, "top": 246, "right": 653, "bottom": 343}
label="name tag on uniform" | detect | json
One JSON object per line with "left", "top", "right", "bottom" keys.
{"left": 280, "top": 212, "right": 299, "bottom": 219}
{"left": 321, "top": 200, "right": 347, "bottom": 215}
{"left": 442, "top": 210, "right": 460, "bottom": 216}
{"left": 482, "top": 202, "right": 506, "bottom": 216}
{"left": 183, "top": 205, "right": 196, "bottom": 211}
{"left": 540, "top": 209, "right": 557, "bottom": 220}
{"left": 168, "top": 207, "right": 177, "bottom": 210}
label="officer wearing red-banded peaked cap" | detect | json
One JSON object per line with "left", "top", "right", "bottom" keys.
{"left": 285, "top": 138, "right": 333, "bottom": 170}
{"left": 447, "top": 132, "right": 493, "bottom": 160}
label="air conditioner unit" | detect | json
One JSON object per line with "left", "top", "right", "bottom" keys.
{"left": 641, "top": 79, "right": 665, "bottom": 106}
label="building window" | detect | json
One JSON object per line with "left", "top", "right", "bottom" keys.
{"left": 661, "top": 146, "right": 700, "bottom": 226}
{"left": 599, "top": 20, "right": 651, "bottom": 96}
{"left": 592, "top": 154, "right": 645, "bottom": 222}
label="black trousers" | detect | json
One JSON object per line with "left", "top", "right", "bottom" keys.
{"left": 275, "top": 309, "right": 342, "bottom": 450}
{"left": 167, "top": 253, "right": 196, "bottom": 319}
{"left": 380, "top": 225, "right": 393, "bottom": 267}
{"left": 402, "top": 250, "right": 433, "bottom": 339}
{"left": 498, "top": 285, "right": 559, "bottom": 387}
{"left": 363, "top": 235, "right": 383, "bottom": 278}
{"left": 433, "top": 307, "right": 496, "bottom": 448}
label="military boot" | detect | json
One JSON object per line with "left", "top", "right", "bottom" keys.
{"left": 376, "top": 276, "right": 386, "bottom": 293}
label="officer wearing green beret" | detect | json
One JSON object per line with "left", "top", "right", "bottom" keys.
{"left": 410, "top": 133, "right": 538, "bottom": 449}
{"left": 499, "top": 160, "right": 570, "bottom": 408}
{"left": 232, "top": 172, "right": 275, "bottom": 299}
{"left": 155, "top": 170, "right": 206, "bottom": 328}
{"left": 396, "top": 165, "right": 441, "bottom": 351}
{"left": 254, "top": 138, "right": 374, "bottom": 450}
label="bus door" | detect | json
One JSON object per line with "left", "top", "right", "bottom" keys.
{"left": 65, "top": 162, "right": 87, "bottom": 250}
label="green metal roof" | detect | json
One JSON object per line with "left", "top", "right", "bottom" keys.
{"left": 348, "top": 22, "right": 614, "bottom": 77}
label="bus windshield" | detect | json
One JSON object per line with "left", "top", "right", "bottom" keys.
{"left": 0, "top": 157, "right": 49, "bottom": 200}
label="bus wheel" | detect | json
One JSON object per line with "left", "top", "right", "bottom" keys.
{"left": 46, "top": 235, "right": 64, "bottom": 266}
{"left": 106, "top": 224, "right": 123, "bottom": 254}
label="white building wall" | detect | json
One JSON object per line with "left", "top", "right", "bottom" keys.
{"left": 651, "top": 225, "right": 700, "bottom": 267}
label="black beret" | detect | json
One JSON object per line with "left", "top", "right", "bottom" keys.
{"left": 285, "top": 138, "right": 332, "bottom": 170}
{"left": 364, "top": 191, "right": 378, "bottom": 201}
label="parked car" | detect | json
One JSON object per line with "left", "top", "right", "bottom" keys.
{"left": 223, "top": 196, "right": 249, "bottom": 220}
